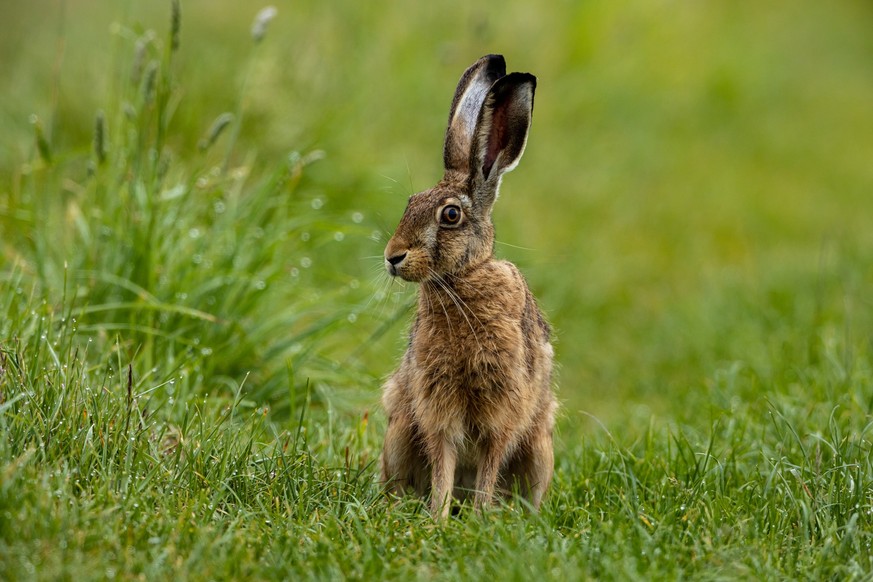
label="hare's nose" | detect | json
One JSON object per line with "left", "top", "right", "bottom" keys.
{"left": 387, "top": 252, "right": 407, "bottom": 266}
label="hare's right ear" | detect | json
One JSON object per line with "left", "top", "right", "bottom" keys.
{"left": 468, "top": 73, "right": 536, "bottom": 213}
{"left": 443, "top": 55, "right": 506, "bottom": 176}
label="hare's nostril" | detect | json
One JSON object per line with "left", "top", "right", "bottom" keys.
{"left": 387, "top": 252, "right": 408, "bottom": 266}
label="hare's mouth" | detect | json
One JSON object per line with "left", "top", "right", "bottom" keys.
{"left": 387, "top": 265, "right": 420, "bottom": 282}
{"left": 387, "top": 263, "right": 405, "bottom": 278}
{"left": 385, "top": 255, "right": 429, "bottom": 283}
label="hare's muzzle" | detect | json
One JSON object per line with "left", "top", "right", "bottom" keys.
{"left": 385, "top": 251, "right": 408, "bottom": 277}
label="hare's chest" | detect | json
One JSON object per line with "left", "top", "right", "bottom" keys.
{"left": 412, "top": 310, "right": 520, "bottom": 386}
{"left": 408, "top": 323, "right": 524, "bottom": 437}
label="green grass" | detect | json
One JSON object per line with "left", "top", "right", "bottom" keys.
{"left": 2, "top": 0, "right": 873, "bottom": 579}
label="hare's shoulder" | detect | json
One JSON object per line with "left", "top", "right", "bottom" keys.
{"left": 458, "top": 260, "right": 529, "bottom": 307}
{"left": 468, "top": 260, "right": 550, "bottom": 342}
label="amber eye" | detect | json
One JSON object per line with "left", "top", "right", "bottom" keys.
{"left": 440, "top": 205, "right": 462, "bottom": 226}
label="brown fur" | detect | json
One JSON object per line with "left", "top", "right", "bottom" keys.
{"left": 380, "top": 55, "right": 557, "bottom": 518}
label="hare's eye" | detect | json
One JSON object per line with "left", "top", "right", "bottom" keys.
{"left": 440, "top": 205, "right": 462, "bottom": 226}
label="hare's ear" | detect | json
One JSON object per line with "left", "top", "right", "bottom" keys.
{"left": 443, "top": 55, "right": 507, "bottom": 176}
{"left": 469, "top": 72, "right": 536, "bottom": 212}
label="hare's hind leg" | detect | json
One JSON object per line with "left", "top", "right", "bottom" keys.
{"left": 524, "top": 428, "right": 554, "bottom": 509}
{"left": 381, "top": 413, "right": 428, "bottom": 497}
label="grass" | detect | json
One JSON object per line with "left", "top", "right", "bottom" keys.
{"left": 2, "top": 300, "right": 872, "bottom": 578}
{"left": 2, "top": 0, "right": 873, "bottom": 579}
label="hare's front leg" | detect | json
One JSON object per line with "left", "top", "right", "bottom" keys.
{"left": 473, "top": 434, "right": 513, "bottom": 510}
{"left": 426, "top": 434, "right": 457, "bottom": 518}
{"left": 381, "top": 413, "right": 427, "bottom": 496}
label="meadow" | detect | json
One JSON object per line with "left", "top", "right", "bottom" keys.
{"left": 2, "top": 0, "right": 873, "bottom": 579}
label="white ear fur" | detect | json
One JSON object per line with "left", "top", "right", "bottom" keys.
{"left": 443, "top": 55, "right": 506, "bottom": 175}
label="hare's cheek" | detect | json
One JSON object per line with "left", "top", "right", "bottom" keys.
{"left": 422, "top": 223, "right": 440, "bottom": 250}
{"left": 436, "top": 232, "right": 468, "bottom": 269}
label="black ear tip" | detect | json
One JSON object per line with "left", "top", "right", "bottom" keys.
{"left": 479, "top": 54, "right": 507, "bottom": 77}
{"left": 508, "top": 72, "right": 537, "bottom": 87}
{"left": 491, "top": 72, "right": 537, "bottom": 98}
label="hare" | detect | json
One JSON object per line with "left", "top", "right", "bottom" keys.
{"left": 380, "top": 54, "right": 557, "bottom": 518}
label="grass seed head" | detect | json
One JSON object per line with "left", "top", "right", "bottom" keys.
{"left": 170, "top": 0, "right": 181, "bottom": 52}
{"left": 29, "top": 114, "right": 51, "bottom": 165}
{"left": 93, "top": 110, "right": 107, "bottom": 165}
{"left": 141, "top": 60, "right": 159, "bottom": 104}
{"left": 131, "top": 32, "right": 154, "bottom": 85}
{"left": 251, "top": 6, "right": 278, "bottom": 44}
{"left": 198, "top": 112, "right": 235, "bottom": 152}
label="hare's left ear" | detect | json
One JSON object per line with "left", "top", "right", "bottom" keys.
{"left": 469, "top": 72, "right": 536, "bottom": 212}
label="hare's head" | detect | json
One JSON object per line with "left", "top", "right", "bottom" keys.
{"left": 384, "top": 55, "right": 536, "bottom": 282}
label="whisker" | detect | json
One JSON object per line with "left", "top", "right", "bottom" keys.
{"left": 439, "top": 277, "right": 486, "bottom": 352}
{"left": 428, "top": 269, "right": 482, "bottom": 351}
{"left": 417, "top": 274, "right": 438, "bottom": 328}
{"left": 495, "top": 240, "right": 537, "bottom": 252}
{"left": 429, "top": 276, "right": 454, "bottom": 339}
{"left": 434, "top": 271, "right": 484, "bottom": 327}
{"left": 366, "top": 264, "right": 389, "bottom": 279}
{"left": 381, "top": 277, "right": 405, "bottom": 321}
{"left": 365, "top": 268, "right": 400, "bottom": 322}
{"left": 405, "top": 157, "right": 416, "bottom": 195}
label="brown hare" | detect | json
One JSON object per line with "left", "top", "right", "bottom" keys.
{"left": 379, "top": 55, "right": 557, "bottom": 518}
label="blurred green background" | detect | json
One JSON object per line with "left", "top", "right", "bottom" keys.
{"left": 2, "top": 0, "right": 872, "bottom": 425}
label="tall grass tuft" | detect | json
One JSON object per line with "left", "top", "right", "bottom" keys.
{"left": 0, "top": 298, "right": 386, "bottom": 579}
{"left": 3, "top": 4, "right": 363, "bottom": 417}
